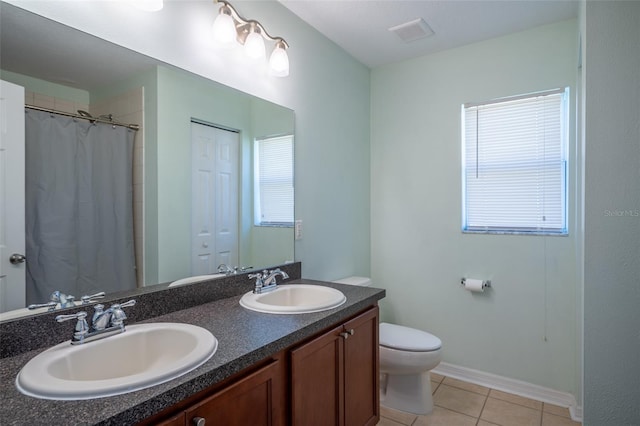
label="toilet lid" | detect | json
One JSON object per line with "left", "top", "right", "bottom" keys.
{"left": 379, "top": 322, "right": 442, "bottom": 352}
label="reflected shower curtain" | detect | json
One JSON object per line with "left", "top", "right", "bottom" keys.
{"left": 25, "top": 109, "right": 136, "bottom": 304}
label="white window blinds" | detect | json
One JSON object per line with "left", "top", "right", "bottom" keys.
{"left": 254, "top": 135, "right": 294, "bottom": 226}
{"left": 462, "top": 88, "right": 568, "bottom": 234}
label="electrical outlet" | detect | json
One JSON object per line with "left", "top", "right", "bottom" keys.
{"left": 295, "top": 220, "right": 303, "bottom": 240}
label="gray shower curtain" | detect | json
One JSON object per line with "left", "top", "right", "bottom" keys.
{"left": 25, "top": 109, "right": 136, "bottom": 305}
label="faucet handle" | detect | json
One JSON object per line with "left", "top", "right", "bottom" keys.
{"left": 81, "top": 291, "right": 106, "bottom": 305}
{"left": 27, "top": 301, "right": 58, "bottom": 311}
{"left": 56, "top": 311, "right": 89, "bottom": 343}
{"left": 248, "top": 272, "right": 265, "bottom": 287}
{"left": 109, "top": 299, "right": 136, "bottom": 328}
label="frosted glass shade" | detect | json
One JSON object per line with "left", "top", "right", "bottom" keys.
{"left": 212, "top": 12, "right": 236, "bottom": 47}
{"left": 245, "top": 31, "right": 266, "bottom": 59}
{"left": 269, "top": 45, "right": 289, "bottom": 77}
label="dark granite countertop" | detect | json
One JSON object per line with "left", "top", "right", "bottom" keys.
{"left": 0, "top": 279, "right": 384, "bottom": 425}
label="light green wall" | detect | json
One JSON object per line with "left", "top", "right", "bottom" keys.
{"left": 371, "top": 19, "right": 579, "bottom": 394}
{"left": 582, "top": 2, "right": 640, "bottom": 424}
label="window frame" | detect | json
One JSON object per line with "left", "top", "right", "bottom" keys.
{"left": 461, "top": 88, "right": 570, "bottom": 236}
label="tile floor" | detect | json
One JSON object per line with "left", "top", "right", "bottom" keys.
{"left": 377, "top": 373, "right": 582, "bottom": 426}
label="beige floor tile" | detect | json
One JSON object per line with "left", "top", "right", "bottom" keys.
{"left": 443, "top": 376, "right": 491, "bottom": 395}
{"left": 481, "top": 397, "right": 542, "bottom": 426}
{"left": 430, "top": 372, "right": 445, "bottom": 383}
{"left": 433, "top": 384, "right": 487, "bottom": 418}
{"left": 543, "top": 403, "right": 571, "bottom": 418}
{"left": 380, "top": 405, "right": 418, "bottom": 425}
{"left": 478, "top": 421, "right": 502, "bottom": 426}
{"left": 413, "top": 406, "right": 477, "bottom": 426}
{"left": 489, "top": 389, "right": 543, "bottom": 410}
{"left": 431, "top": 380, "right": 441, "bottom": 394}
{"left": 542, "top": 412, "right": 582, "bottom": 426}
{"left": 377, "top": 417, "right": 407, "bottom": 426}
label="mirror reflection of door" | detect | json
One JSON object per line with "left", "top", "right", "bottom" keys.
{"left": 0, "top": 80, "right": 26, "bottom": 312}
{"left": 190, "top": 121, "right": 239, "bottom": 275}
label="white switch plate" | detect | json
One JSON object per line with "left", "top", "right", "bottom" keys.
{"left": 294, "top": 220, "right": 303, "bottom": 240}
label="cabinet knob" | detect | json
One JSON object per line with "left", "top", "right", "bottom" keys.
{"left": 192, "top": 417, "right": 206, "bottom": 426}
{"left": 340, "top": 329, "right": 355, "bottom": 339}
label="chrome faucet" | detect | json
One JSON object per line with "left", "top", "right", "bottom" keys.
{"left": 249, "top": 268, "right": 289, "bottom": 294}
{"left": 55, "top": 299, "right": 136, "bottom": 345}
{"left": 28, "top": 291, "right": 76, "bottom": 311}
{"left": 91, "top": 304, "right": 112, "bottom": 330}
{"left": 28, "top": 290, "right": 105, "bottom": 312}
{"left": 218, "top": 264, "right": 255, "bottom": 275}
{"left": 217, "top": 264, "right": 235, "bottom": 275}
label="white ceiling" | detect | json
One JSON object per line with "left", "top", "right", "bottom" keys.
{"left": 278, "top": 0, "right": 580, "bottom": 68}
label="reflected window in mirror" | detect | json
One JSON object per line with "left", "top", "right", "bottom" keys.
{"left": 254, "top": 135, "right": 294, "bottom": 227}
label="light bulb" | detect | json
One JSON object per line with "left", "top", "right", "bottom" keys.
{"left": 212, "top": 11, "right": 236, "bottom": 47}
{"left": 269, "top": 43, "right": 289, "bottom": 77}
{"left": 245, "top": 30, "right": 266, "bottom": 59}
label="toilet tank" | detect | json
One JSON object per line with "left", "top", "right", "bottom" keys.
{"left": 332, "top": 276, "right": 372, "bottom": 287}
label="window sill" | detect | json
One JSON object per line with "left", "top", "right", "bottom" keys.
{"left": 462, "top": 229, "right": 568, "bottom": 237}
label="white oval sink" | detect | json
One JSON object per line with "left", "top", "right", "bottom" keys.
{"left": 169, "top": 274, "right": 226, "bottom": 287}
{"left": 16, "top": 323, "right": 217, "bottom": 400}
{"left": 240, "top": 284, "right": 346, "bottom": 314}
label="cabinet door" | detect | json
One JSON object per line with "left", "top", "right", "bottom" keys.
{"left": 185, "top": 359, "right": 284, "bottom": 426}
{"left": 343, "top": 307, "right": 379, "bottom": 426}
{"left": 291, "top": 323, "right": 344, "bottom": 426}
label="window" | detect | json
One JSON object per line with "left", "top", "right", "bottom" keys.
{"left": 254, "top": 135, "right": 294, "bottom": 226}
{"left": 462, "top": 88, "right": 569, "bottom": 235}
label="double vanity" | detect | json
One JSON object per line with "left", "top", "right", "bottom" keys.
{"left": 0, "top": 263, "right": 385, "bottom": 425}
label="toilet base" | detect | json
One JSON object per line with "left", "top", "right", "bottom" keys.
{"left": 380, "top": 371, "right": 434, "bottom": 415}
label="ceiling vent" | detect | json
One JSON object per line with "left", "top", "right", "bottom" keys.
{"left": 388, "top": 18, "right": 434, "bottom": 43}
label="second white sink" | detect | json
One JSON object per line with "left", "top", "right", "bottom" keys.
{"left": 169, "top": 274, "right": 226, "bottom": 287}
{"left": 16, "top": 322, "right": 217, "bottom": 400}
{"left": 240, "top": 284, "right": 346, "bottom": 314}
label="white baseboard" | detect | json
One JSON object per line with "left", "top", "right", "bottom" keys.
{"left": 432, "top": 362, "right": 583, "bottom": 423}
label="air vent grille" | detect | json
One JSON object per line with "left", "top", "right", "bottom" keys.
{"left": 388, "top": 18, "right": 434, "bottom": 43}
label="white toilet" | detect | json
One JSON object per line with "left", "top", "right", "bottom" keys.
{"left": 333, "top": 276, "right": 442, "bottom": 415}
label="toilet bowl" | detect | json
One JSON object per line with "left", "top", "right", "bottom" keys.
{"left": 333, "top": 277, "right": 442, "bottom": 415}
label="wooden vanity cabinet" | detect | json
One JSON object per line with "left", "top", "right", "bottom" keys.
{"left": 149, "top": 305, "right": 379, "bottom": 426}
{"left": 290, "top": 306, "right": 379, "bottom": 426}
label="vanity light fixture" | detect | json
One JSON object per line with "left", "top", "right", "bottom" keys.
{"left": 212, "top": 0, "right": 290, "bottom": 77}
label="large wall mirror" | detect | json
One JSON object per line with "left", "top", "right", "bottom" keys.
{"left": 0, "top": 3, "right": 295, "bottom": 319}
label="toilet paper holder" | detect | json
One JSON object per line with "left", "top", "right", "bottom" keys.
{"left": 460, "top": 278, "right": 491, "bottom": 288}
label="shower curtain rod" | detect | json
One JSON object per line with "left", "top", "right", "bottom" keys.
{"left": 25, "top": 104, "right": 140, "bottom": 131}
